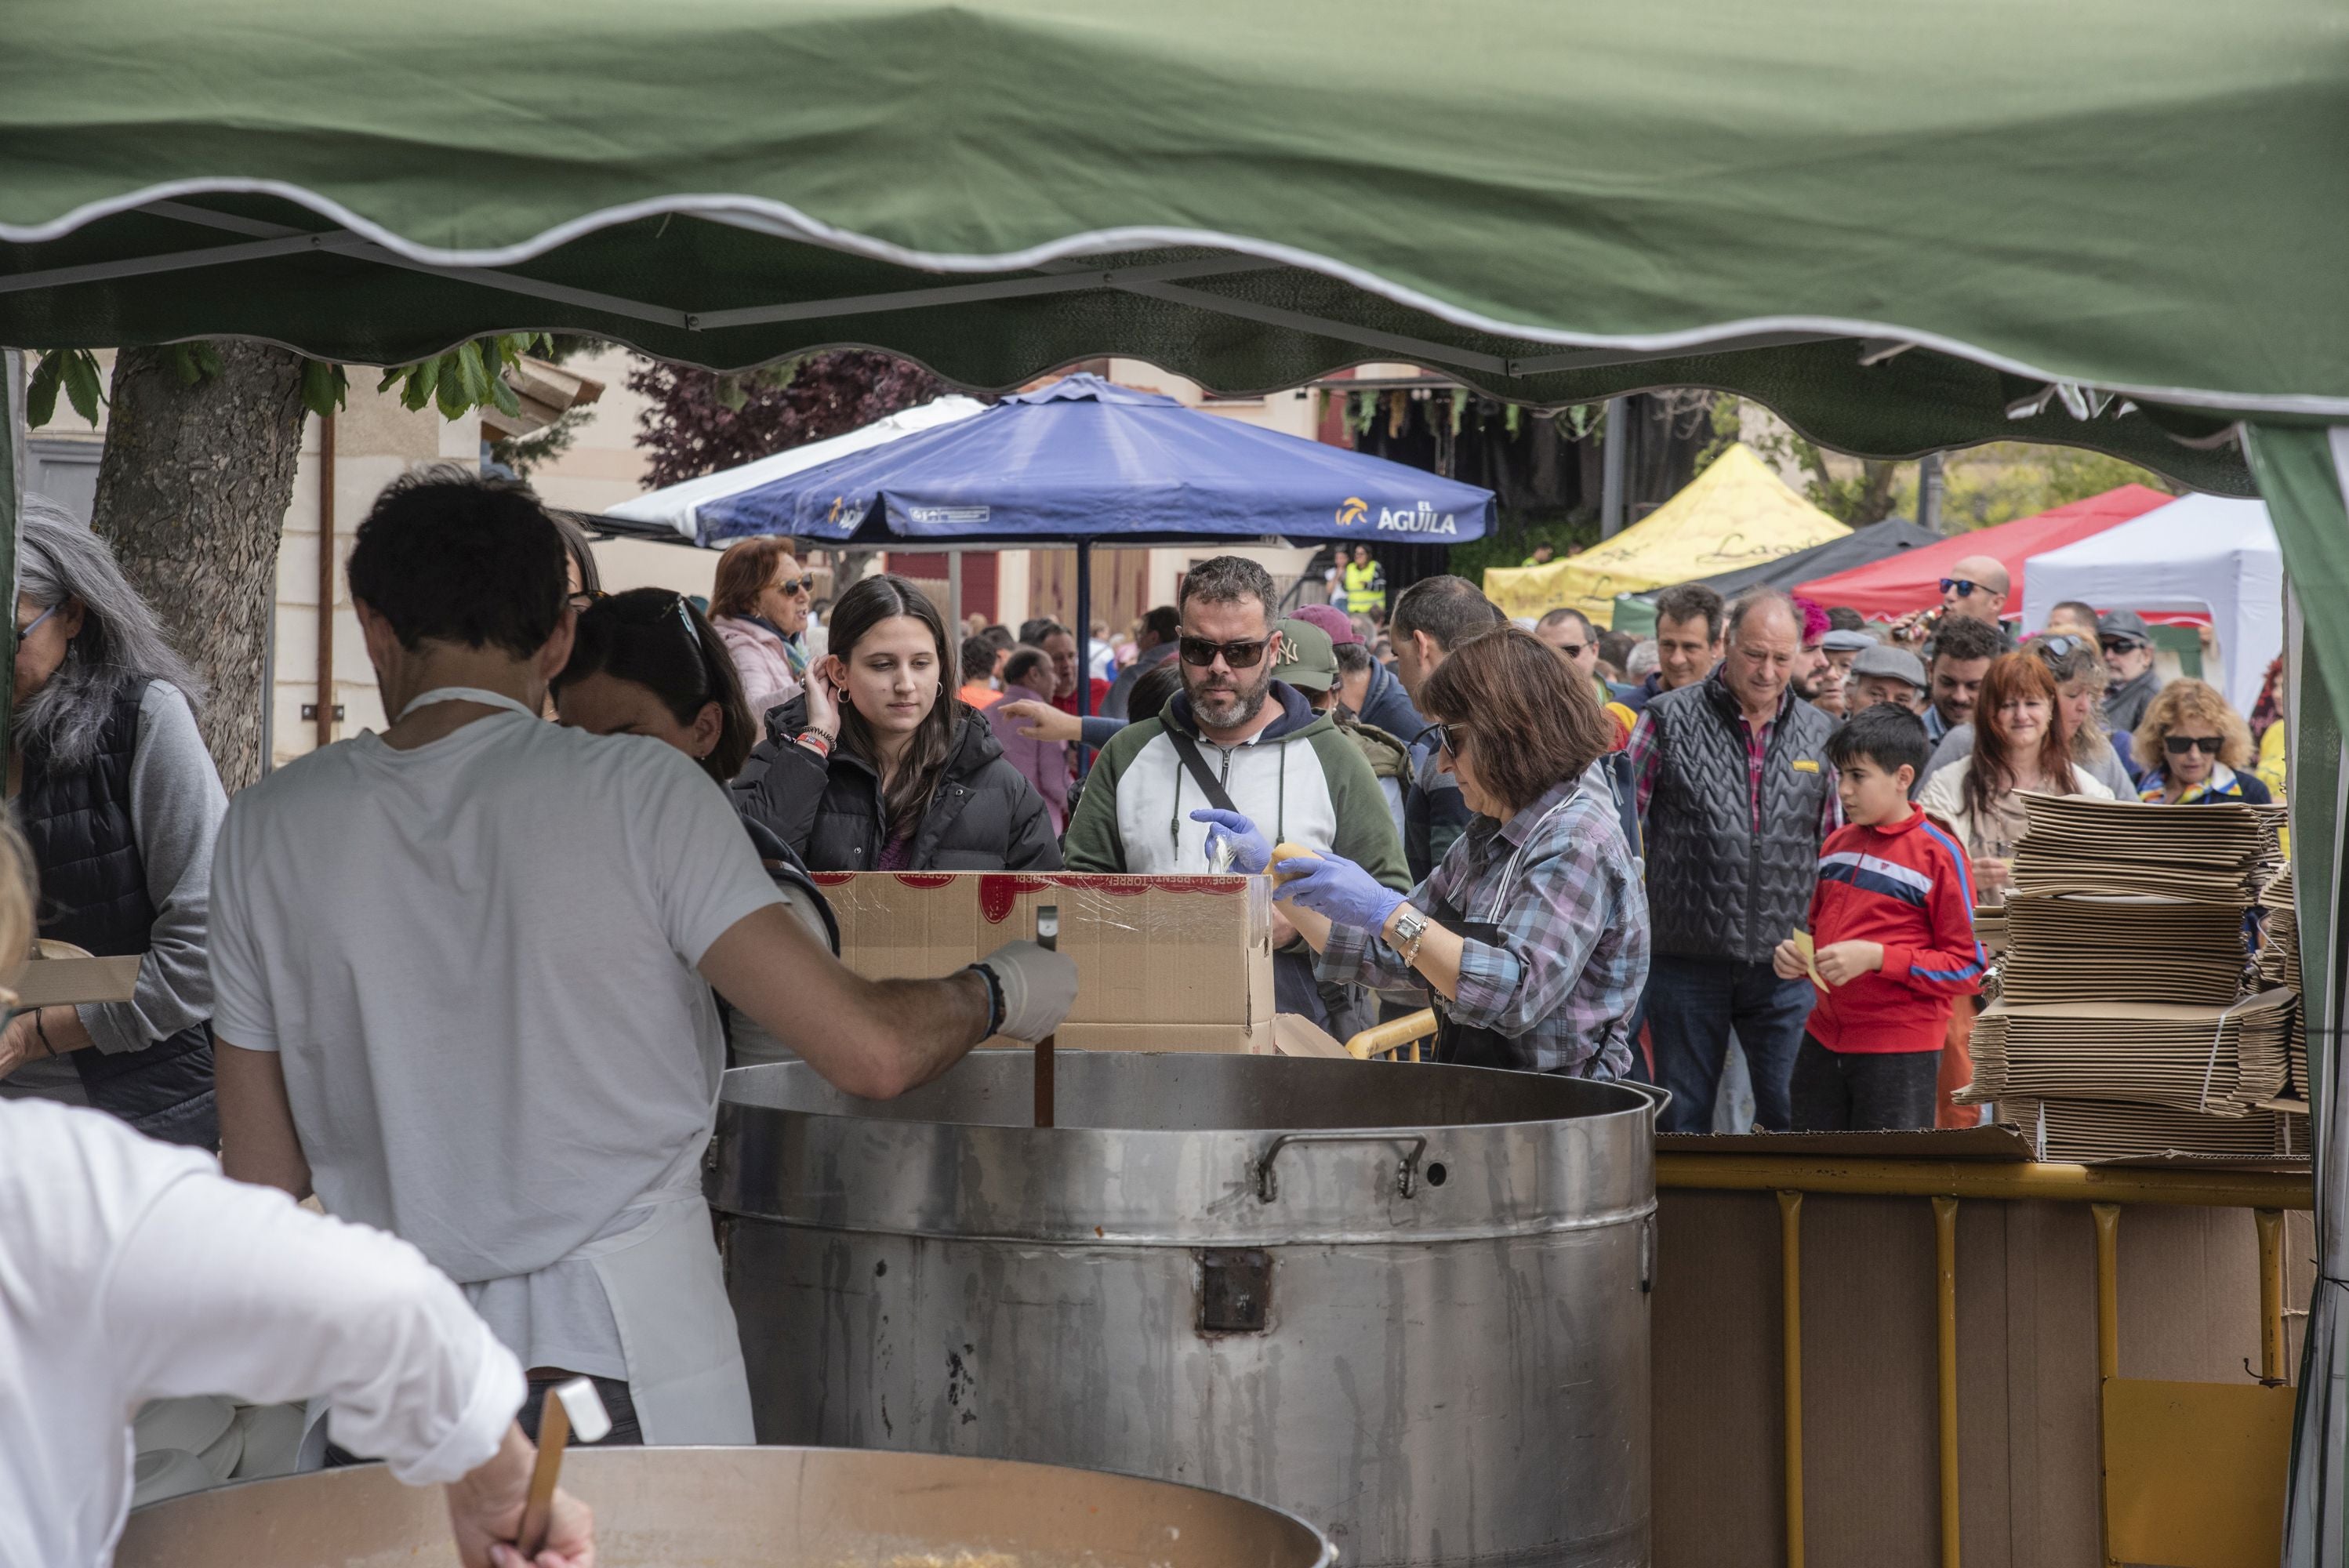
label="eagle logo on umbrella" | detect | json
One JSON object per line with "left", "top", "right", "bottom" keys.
{"left": 1335, "top": 497, "right": 1369, "bottom": 526}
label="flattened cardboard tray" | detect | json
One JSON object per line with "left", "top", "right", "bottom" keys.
{"left": 13, "top": 941, "right": 141, "bottom": 1007}
{"left": 1657, "top": 1124, "right": 2037, "bottom": 1160}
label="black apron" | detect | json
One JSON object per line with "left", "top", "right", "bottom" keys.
{"left": 1425, "top": 893, "right": 1530, "bottom": 1071}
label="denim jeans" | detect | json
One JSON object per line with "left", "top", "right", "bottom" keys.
{"left": 1646, "top": 955, "right": 1814, "bottom": 1133}
{"left": 1790, "top": 1036, "right": 1940, "bottom": 1132}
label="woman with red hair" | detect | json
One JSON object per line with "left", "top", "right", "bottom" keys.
{"left": 1918, "top": 652, "right": 2115, "bottom": 902}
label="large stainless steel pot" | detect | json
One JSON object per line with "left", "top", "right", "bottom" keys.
{"left": 114, "top": 1445, "right": 1333, "bottom": 1567}
{"left": 714, "top": 1051, "right": 1659, "bottom": 1568}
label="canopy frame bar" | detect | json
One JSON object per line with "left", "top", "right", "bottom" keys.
{"left": 15, "top": 201, "right": 1842, "bottom": 384}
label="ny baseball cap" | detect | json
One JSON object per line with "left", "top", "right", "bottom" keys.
{"left": 1273, "top": 617, "right": 1340, "bottom": 692}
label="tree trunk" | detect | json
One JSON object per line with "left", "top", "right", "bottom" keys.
{"left": 93, "top": 343, "right": 307, "bottom": 791}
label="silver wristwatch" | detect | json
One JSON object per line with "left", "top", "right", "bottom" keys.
{"left": 1389, "top": 906, "right": 1429, "bottom": 953}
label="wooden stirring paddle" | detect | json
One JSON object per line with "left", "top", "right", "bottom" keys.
{"left": 1033, "top": 904, "right": 1059, "bottom": 1128}
{"left": 517, "top": 1377, "right": 611, "bottom": 1559}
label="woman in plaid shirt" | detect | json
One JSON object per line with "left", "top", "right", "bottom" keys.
{"left": 1206, "top": 628, "right": 1649, "bottom": 1077}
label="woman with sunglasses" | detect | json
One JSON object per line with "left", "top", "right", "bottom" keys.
{"left": 0, "top": 497, "right": 228, "bottom": 1149}
{"left": 1262, "top": 628, "right": 1649, "bottom": 1076}
{"left": 734, "top": 573, "right": 1061, "bottom": 873}
{"left": 2131, "top": 679, "right": 2271, "bottom": 804}
{"left": 709, "top": 536, "right": 816, "bottom": 720}
{"left": 1919, "top": 633, "right": 2135, "bottom": 799}
{"left": 1918, "top": 652, "right": 2114, "bottom": 900}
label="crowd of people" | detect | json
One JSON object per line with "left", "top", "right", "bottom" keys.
{"left": 0, "top": 468, "right": 2291, "bottom": 1561}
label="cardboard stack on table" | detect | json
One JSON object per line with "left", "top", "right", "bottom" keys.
{"left": 2257, "top": 863, "right": 2309, "bottom": 1105}
{"left": 1957, "top": 793, "right": 2305, "bottom": 1161}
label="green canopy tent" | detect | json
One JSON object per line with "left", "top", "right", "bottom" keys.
{"left": 7, "top": 2, "right": 2349, "bottom": 1559}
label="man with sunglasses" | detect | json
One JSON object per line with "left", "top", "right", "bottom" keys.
{"left": 2097, "top": 608, "right": 2166, "bottom": 736}
{"left": 1535, "top": 607, "right": 1612, "bottom": 710}
{"left": 1063, "top": 555, "right": 1408, "bottom": 1032}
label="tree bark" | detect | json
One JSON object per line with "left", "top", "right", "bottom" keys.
{"left": 93, "top": 343, "right": 308, "bottom": 791}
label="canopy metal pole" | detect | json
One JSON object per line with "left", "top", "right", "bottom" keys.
{"left": 1073, "top": 539, "right": 1094, "bottom": 779}
{"left": 947, "top": 550, "right": 963, "bottom": 632}
{"left": 1599, "top": 397, "right": 1628, "bottom": 539}
{"left": 1919, "top": 452, "right": 1948, "bottom": 534}
{"left": 0, "top": 350, "right": 22, "bottom": 768}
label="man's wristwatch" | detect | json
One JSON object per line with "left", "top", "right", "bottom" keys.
{"left": 1389, "top": 906, "right": 1430, "bottom": 965}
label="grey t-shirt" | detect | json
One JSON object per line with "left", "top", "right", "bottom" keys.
{"left": 210, "top": 710, "right": 784, "bottom": 1378}
{"left": 1921, "top": 721, "right": 2138, "bottom": 800}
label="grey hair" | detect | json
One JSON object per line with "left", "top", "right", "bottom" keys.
{"left": 1724, "top": 586, "right": 1800, "bottom": 644}
{"left": 1626, "top": 639, "right": 1661, "bottom": 680}
{"left": 16, "top": 495, "right": 206, "bottom": 771}
{"left": 1178, "top": 555, "right": 1278, "bottom": 622}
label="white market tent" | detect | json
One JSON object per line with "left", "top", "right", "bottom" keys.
{"left": 2020, "top": 492, "right": 2282, "bottom": 713}
{"left": 604, "top": 395, "right": 989, "bottom": 545}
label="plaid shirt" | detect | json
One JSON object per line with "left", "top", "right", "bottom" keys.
{"left": 1625, "top": 684, "right": 1843, "bottom": 841}
{"left": 1316, "top": 774, "right": 1649, "bottom": 1076}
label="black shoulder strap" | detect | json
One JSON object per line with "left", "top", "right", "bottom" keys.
{"left": 1167, "top": 730, "right": 1237, "bottom": 814}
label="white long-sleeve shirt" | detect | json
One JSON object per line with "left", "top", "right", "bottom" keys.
{"left": 0, "top": 1099, "right": 525, "bottom": 1568}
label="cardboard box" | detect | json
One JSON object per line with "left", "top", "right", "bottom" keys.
{"left": 13, "top": 940, "right": 141, "bottom": 1007}
{"left": 814, "top": 872, "right": 1273, "bottom": 1051}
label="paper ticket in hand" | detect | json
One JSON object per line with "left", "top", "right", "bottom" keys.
{"left": 1792, "top": 930, "right": 1828, "bottom": 992}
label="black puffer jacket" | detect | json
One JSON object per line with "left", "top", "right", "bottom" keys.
{"left": 733, "top": 697, "right": 1063, "bottom": 872}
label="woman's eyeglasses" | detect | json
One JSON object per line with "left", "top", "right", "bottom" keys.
{"left": 13, "top": 604, "right": 58, "bottom": 650}
{"left": 771, "top": 575, "right": 818, "bottom": 597}
{"left": 2164, "top": 734, "right": 2223, "bottom": 756}
{"left": 2036, "top": 635, "right": 2086, "bottom": 659}
{"left": 1178, "top": 634, "right": 1270, "bottom": 669}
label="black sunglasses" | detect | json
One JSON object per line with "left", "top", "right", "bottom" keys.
{"left": 2035, "top": 634, "right": 2086, "bottom": 659}
{"left": 1939, "top": 577, "right": 1994, "bottom": 598}
{"left": 2100, "top": 637, "right": 2148, "bottom": 655}
{"left": 2164, "top": 734, "right": 2223, "bottom": 756}
{"left": 772, "top": 575, "right": 818, "bottom": 596}
{"left": 1179, "top": 634, "right": 1270, "bottom": 670}
{"left": 1415, "top": 720, "right": 1466, "bottom": 756}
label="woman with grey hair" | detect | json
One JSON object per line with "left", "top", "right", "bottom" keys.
{"left": 1916, "top": 631, "right": 2133, "bottom": 797}
{"left": 0, "top": 495, "right": 227, "bottom": 1147}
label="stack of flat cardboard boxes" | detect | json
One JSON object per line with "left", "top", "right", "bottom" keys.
{"left": 1959, "top": 793, "right": 2306, "bottom": 1160}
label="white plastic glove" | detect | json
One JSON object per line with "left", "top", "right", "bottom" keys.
{"left": 971, "top": 939, "right": 1080, "bottom": 1043}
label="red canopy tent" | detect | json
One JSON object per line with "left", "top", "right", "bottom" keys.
{"left": 1794, "top": 484, "right": 2173, "bottom": 621}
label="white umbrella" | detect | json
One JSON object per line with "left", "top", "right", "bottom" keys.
{"left": 605, "top": 395, "right": 989, "bottom": 545}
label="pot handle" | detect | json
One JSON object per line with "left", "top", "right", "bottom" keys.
{"left": 1254, "top": 1131, "right": 1429, "bottom": 1203}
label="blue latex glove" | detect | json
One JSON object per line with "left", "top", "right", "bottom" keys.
{"left": 1277, "top": 851, "right": 1406, "bottom": 933}
{"left": 1191, "top": 808, "right": 1272, "bottom": 874}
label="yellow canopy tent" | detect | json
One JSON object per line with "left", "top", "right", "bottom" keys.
{"left": 1484, "top": 444, "right": 1850, "bottom": 626}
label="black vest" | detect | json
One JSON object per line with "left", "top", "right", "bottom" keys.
{"left": 1641, "top": 674, "right": 1835, "bottom": 964}
{"left": 18, "top": 684, "right": 216, "bottom": 1145}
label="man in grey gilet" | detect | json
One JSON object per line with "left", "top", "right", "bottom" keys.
{"left": 1623, "top": 589, "right": 1840, "bottom": 1133}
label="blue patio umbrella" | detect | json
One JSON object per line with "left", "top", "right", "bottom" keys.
{"left": 695, "top": 375, "right": 1495, "bottom": 548}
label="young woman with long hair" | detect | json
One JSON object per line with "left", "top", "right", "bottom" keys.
{"left": 733, "top": 573, "right": 1061, "bottom": 871}
{"left": 1918, "top": 652, "right": 2115, "bottom": 899}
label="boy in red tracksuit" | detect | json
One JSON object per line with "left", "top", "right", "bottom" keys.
{"left": 1773, "top": 704, "right": 1984, "bottom": 1131}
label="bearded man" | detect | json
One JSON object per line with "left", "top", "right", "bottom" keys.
{"left": 1063, "top": 554, "right": 1407, "bottom": 1030}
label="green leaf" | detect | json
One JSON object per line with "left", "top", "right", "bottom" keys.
{"left": 488, "top": 370, "right": 522, "bottom": 419}
{"left": 61, "top": 350, "right": 105, "bottom": 426}
{"left": 400, "top": 357, "right": 441, "bottom": 412}
{"left": 715, "top": 375, "right": 747, "bottom": 413}
{"left": 300, "top": 360, "right": 348, "bottom": 419}
{"left": 25, "top": 351, "right": 63, "bottom": 428}
{"left": 434, "top": 361, "right": 470, "bottom": 421}
{"left": 455, "top": 339, "right": 491, "bottom": 408}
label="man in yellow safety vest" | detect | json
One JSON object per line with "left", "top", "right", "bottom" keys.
{"left": 1341, "top": 544, "right": 1388, "bottom": 618}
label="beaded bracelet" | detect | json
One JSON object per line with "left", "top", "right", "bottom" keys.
{"left": 796, "top": 728, "right": 835, "bottom": 759}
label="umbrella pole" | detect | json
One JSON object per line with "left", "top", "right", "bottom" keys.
{"left": 1074, "top": 539, "right": 1093, "bottom": 781}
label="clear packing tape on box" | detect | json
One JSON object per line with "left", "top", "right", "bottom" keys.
{"left": 813, "top": 872, "right": 1275, "bottom": 1051}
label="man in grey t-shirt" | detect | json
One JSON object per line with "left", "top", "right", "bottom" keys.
{"left": 214, "top": 470, "right": 1076, "bottom": 1450}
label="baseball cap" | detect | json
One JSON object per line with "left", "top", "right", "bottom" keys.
{"left": 2097, "top": 608, "right": 2152, "bottom": 647}
{"left": 1273, "top": 617, "right": 1339, "bottom": 692}
{"left": 1288, "top": 602, "right": 1362, "bottom": 646}
{"left": 1850, "top": 644, "right": 1928, "bottom": 690}
{"left": 1821, "top": 628, "right": 1877, "bottom": 653}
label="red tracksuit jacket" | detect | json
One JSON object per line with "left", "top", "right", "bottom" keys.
{"left": 1804, "top": 805, "right": 1985, "bottom": 1054}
